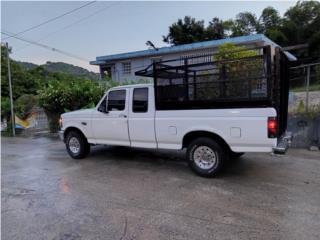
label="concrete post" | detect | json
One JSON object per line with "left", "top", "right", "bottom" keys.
{"left": 306, "top": 66, "right": 310, "bottom": 112}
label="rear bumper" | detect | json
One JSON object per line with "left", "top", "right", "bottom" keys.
{"left": 58, "top": 130, "right": 65, "bottom": 142}
{"left": 273, "top": 132, "right": 293, "bottom": 154}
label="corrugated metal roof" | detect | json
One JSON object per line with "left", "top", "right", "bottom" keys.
{"left": 90, "top": 34, "right": 277, "bottom": 65}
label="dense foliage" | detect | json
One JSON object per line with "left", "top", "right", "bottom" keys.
{"left": 163, "top": 1, "right": 320, "bottom": 57}
{"left": 38, "top": 79, "right": 104, "bottom": 114}
{"left": 1, "top": 45, "right": 106, "bottom": 133}
{"left": 1, "top": 97, "right": 11, "bottom": 121}
{"left": 17, "top": 61, "right": 100, "bottom": 80}
{"left": 37, "top": 79, "right": 104, "bottom": 132}
{"left": 1, "top": 46, "right": 41, "bottom": 102}
{"left": 214, "top": 43, "right": 258, "bottom": 61}
{"left": 15, "top": 94, "right": 38, "bottom": 119}
{"left": 163, "top": 16, "right": 227, "bottom": 45}
{"left": 196, "top": 43, "right": 261, "bottom": 99}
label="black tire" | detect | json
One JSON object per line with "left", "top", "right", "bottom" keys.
{"left": 65, "top": 131, "right": 90, "bottom": 159}
{"left": 230, "top": 152, "right": 245, "bottom": 160}
{"left": 186, "top": 137, "right": 228, "bottom": 177}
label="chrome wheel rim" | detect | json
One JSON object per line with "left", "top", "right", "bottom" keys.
{"left": 193, "top": 146, "right": 217, "bottom": 170}
{"left": 69, "top": 137, "right": 80, "bottom": 154}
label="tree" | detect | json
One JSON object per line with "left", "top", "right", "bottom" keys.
{"left": 163, "top": 16, "right": 231, "bottom": 45}
{"left": 14, "top": 94, "right": 38, "bottom": 119}
{"left": 258, "top": 7, "right": 282, "bottom": 33}
{"left": 1, "top": 97, "right": 11, "bottom": 121}
{"left": 228, "top": 12, "right": 258, "bottom": 37}
{"left": 163, "top": 16, "right": 207, "bottom": 45}
{"left": 214, "top": 42, "right": 260, "bottom": 80}
{"left": 192, "top": 43, "right": 260, "bottom": 100}
{"left": 162, "top": 0, "right": 320, "bottom": 55}
{"left": 38, "top": 79, "right": 104, "bottom": 132}
{"left": 283, "top": 0, "right": 320, "bottom": 55}
{"left": 214, "top": 42, "right": 258, "bottom": 61}
{"left": 1, "top": 45, "right": 41, "bottom": 100}
{"left": 205, "top": 17, "right": 227, "bottom": 40}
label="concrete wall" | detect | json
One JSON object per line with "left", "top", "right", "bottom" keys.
{"left": 287, "top": 115, "right": 320, "bottom": 148}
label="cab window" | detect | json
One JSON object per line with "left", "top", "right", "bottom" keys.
{"left": 133, "top": 88, "right": 148, "bottom": 113}
{"left": 107, "top": 90, "right": 126, "bottom": 111}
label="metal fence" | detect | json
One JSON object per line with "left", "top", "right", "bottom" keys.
{"left": 1, "top": 107, "right": 48, "bottom": 135}
{"left": 32, "top": 107, "right": 48, "bottom": 130}
{"left": 289, "top": 61, "right": 320, "bottom": 113}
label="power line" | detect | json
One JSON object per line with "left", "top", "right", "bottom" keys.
{"left": 2, "top": 1, "right": 96, "bottom": 41}
{"left": 14, "top": 2, "right": 121, "bottom": 53}
{"left": 1, "top": 31, "right": 90, "bottom": 63}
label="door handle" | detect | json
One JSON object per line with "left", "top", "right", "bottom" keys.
{"left": 119, "top": 114, "right": 127, "bottom": 118}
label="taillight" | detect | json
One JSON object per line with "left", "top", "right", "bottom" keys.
{"left": 268, "top": 117, "right": 277, "bottom": 138}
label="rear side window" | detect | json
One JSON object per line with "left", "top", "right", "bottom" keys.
{"left": 133, "top": 88, "right": 148, "bottom": 113}
{"left": 107, "top": 90, "right": 126, "bottom": 111}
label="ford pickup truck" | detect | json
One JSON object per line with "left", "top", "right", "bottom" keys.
{"left": 59, "top": 83, "right": 291, "bottom": 177}
{"left": 59, "top": 45, "right": 293, "bottom": 177}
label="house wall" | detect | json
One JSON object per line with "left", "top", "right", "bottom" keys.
{"left": 103, "top": 41, "right": 271, "bottom": 83}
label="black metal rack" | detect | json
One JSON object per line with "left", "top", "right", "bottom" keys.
{"left": 136, "top": 45, "right": 273, "bottom": 110}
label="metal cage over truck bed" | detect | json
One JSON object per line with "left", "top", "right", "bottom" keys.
{"left": 135, "top": 45, "right": 291, "bottom": 137}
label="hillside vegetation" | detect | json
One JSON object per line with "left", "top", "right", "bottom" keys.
{"left": 1, "top": 45, "right": 106, "bottom": 133}
{"left": 17, "top": 61, "right": 100, "bottom": 80}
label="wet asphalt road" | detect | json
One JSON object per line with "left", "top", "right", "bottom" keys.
{"left": 2, "top": 136, "right": 320, "bottom": 240}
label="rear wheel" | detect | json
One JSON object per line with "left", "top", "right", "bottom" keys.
{"left": 65, "top": 131, "right": 90, "bottom": 159}
{"left": 186, "top": 137, "right": 228, "bottom": 177}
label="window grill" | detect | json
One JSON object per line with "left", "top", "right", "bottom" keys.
{"left": 122, "top": 62, "right": 131, "bottom": 75}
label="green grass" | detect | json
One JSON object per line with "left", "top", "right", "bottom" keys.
{"left": 291, "top": 83, "right": 320, "bottom": 92}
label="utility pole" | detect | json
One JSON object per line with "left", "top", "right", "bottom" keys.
{"left": 6, "top": 42, "right": 15, "bottom": 136}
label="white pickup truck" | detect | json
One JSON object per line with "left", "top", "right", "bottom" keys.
{"left": 59, "top": 83, "right": 290, "bottom": 177}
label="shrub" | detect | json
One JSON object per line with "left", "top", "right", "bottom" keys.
{"left": 214, "top": 42, "right": 258, "bottom": 61}
{"left": 196, "top": 43, "right": 261, "bottom": 99}
{"left": 1, "top": 97, "right": 11, "bottom": 121}
{"left": 14, "top": 94, "right": 38, "bottom": 119}
{"left": 38, "top": 79, "right": 104, "bottom": 132}
{"left": 297, "top": 99, "right": 305, "bottom": 114}
{"left": 308, "top": 104, "right": 320, "bottom": 119}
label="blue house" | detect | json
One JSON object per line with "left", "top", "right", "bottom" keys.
{"left": 90, "top": 34, "right": 294, "bottom": 82}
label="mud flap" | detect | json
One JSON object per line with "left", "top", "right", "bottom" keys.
{"left": 273, "top": 132, "right": 293, "bottom": 154}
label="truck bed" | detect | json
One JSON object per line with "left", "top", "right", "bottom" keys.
{"left": 155, "top": 108, "right": 277, "bottom": 152}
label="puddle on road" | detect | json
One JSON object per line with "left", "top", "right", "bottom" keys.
{"left": 60, "top": 177, "right": 70, "bottom": 193}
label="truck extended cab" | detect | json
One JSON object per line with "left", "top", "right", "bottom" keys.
{"left": 59, "top": 83, "right": 290, "bottom": 177}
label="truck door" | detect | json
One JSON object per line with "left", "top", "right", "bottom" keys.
{"left": 92, "top": 89, "right": 130, "bottom": 146}
{"left": 128, "top": 86, "right": 157, "bottom": 148}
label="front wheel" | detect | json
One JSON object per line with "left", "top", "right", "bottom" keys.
{"left": 186, "top": 137, "right": 228, "bottom": 177}
{"left": 65, "top": 131, "right": 90, "bottom": 159}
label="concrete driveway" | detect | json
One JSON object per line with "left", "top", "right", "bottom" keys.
{"left": 2, "top": 136, "right": 320, "bottom": 240}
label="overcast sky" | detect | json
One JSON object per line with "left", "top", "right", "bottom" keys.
{"left": 1, "top": 1, "right": 297, "bottom": 72}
